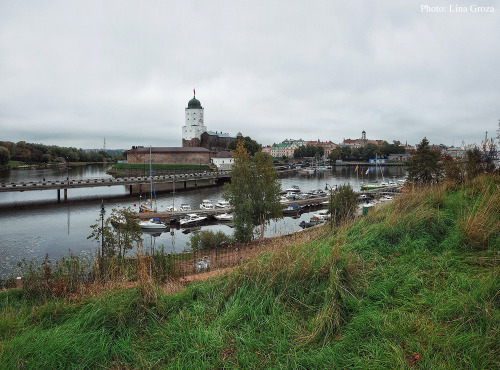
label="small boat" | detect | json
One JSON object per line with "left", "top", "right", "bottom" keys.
{"left": 379, "top": 195, "right": 393, "bottom": 201}
{"left": 215, "top": 200, "right": 231, "bottom": 208}
{"left": 165, "top": 205, "right": 177, "bottom": 212}
{"left": 299, "top": 168, "right": 315, "bottom": 175}
{"left": 283, "top": 204, "right": 302, "bottom": 215}
{"left": 180, "top": 213, "right": 208, "bottom": 226}
{"left": 299, "top": 219, "right": 322, "bottom": 228}
{"left": 200, "top": 199, "right": 215, "bottom": 210}
{"left": 308, "top": 189, "right": 327, "bottom": 197}
{"left": 139, "top": 199, "right": 155, "bottom": 213}
{"left": 285, "top": 191, "right": 298, "bottom": 199}
{"left": 284, "top": 185, "right": 301, "bottom": 193}
{"left": 311, "top": 209, "right": 330, "bottom": 221}
{"left": 179, "top": 204, "right": 192, "bottom": 212}
{"left": 214, "top": 212, "right": 234, "bottom": 221}
{"left": 360, "top": 183, "right": 385, "bottom": 191}
{"left": 357, "top": 194, "right": 371, "bottom": 201}
{"left": 138, "top": 218, "right": 167, "bottom": 229}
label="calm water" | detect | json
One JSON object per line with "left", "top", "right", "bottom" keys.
{"left": 0, "top": 164, "right": 406, "bottom": 278}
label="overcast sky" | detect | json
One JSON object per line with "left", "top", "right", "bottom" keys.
{"left": 1, "top": 0, "right": 499, "bottom": 150}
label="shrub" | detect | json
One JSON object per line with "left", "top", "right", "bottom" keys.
{"left": 189, "top": 230, "right": 234, "bottom": 251}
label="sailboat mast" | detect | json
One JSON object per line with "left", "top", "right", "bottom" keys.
{"left": 149, "top": 146, "right": 158, "bottom": 212}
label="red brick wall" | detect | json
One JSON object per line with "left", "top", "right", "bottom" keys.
{"left": 127, "top": 151, "right": 211, "bottom": 165}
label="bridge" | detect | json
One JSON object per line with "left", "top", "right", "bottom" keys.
{"left": 0, "top": 171, "right": 230, "bottom": 201}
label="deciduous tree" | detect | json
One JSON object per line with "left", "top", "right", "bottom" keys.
{"left": 224, "top": 140, "right": 282, "bottom": 242}
{"left": 407, "top": 137, "right": 441, "bottom": 185}
{"left": 0, "top": 146, "right": 10, "bottom": 166}
{"left": 328, "top": 184, "right": 358, "bottom": 227}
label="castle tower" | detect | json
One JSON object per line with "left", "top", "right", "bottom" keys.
{"left": 182, "top": 90, "right": 207, "bottom": 147}
{"left": 361, "top": 130, "right": 366, "bottom": 141}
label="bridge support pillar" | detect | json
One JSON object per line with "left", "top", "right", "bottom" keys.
{"left": 184, "top": 181, "right": 187, "bottom": 189}
{"left": 64, "top": 188, "right": 67, "bottom": 200}
{"left": 129, "top": 185, "right": 133, "bottom": 195}
{"left": 57, "top": 189, "right": 60, "bottom": 202}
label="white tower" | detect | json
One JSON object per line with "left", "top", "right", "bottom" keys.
{"left": 182, "top": 90, "right": 206, "bottom": 147}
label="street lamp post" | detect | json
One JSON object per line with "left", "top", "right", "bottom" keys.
{"left": 100, "top": 199, "right": 105, "bottom": 259}
{"left": 325, "top": 183, "right": 334, "bottom": 229}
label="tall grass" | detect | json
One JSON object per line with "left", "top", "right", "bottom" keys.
{"left": 457, "top": 175, "right": 500, "bottom": 250}
{"left": 1, "top": 175, "right": 499, "bottom": 368}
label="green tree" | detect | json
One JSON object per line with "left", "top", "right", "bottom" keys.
{"left": 339, "top": 146, "right": 352, "bottom": 161}
{"left": 328, "top": 148, "right": 341, "bottom": 162}
{"left": 0, "top": 146, "right": 10, "bottom": 166}
{"left": 407, "top": 137, "right": 441, "bottom": 185}
{"left": 328, "top": 184, "right": 358, "bottom": 227}
{"left": 251, "top": 151, "right": 283, "bottom": 238}
{"left": 88, "top": 206, "right": 143, "bottom": 260}
{"left": 108, "top": 207, "right": 143, "bottom": 259}
{"left": 442, "top": 154, "right": 464, "bottom": 185}
{"left": 463, "top": 147, "right": 484, "bottom": 181}
{"left": 224, "top": 140, "right": 282, "bottom": 242}
{"left": 228, "top": 135, "right": 261, "bottom": 156}
{"left": 361, "top": 143, "right": 380, "bottom": 161}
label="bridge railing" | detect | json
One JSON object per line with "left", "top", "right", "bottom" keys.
{"left": 0, "top": 171, "right": 230, "bottom": 190}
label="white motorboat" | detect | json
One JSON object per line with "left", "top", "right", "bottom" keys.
{"left": 285, "top": 191, "right": 298, "bottom": 200}
{"left": 284, "top": 185, "right": 301, "bottom": 193}
{"left": 179, "top": 204, "right": 192, "bottom": 212}
{"left": 165, "top": 205, "right": 177, "bottom": 212}
{"left": 215, "top": 200, "right": 231, "bottom": 208}
{"left": 379, "top": 195, "right": 394, "bottom": 201}
{"left": 214, "top": 212, "right": 234, "bottom": 221}
{"left": 311, "top": 209, "right": 330, "bottom": 221}
{"left": 138, "top": 218, "right": 167, "bottom": 229}
{"left": 200, "top": 199, "right": 215, "bottom": 210}
{"left": 180, "top": 213, "right": 208, "bottom": 226}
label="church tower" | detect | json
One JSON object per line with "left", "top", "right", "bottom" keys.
{"left": 182, "top": 90, "right": 207, "bottom": 147}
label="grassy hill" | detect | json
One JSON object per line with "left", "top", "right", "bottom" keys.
{"left": 1, "top": 176, "right": 499, "bottom": 368}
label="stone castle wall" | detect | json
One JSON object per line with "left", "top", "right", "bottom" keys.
{"left": 127, "top": 151, "right": 211, "bottom": 165}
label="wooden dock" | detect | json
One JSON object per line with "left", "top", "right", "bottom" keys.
{"left": 136, "top": 185, "right": 402, "bottom": 223}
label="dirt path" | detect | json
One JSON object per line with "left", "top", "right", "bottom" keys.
{"left": 180, "top": 267, "right": 235, "bottom": 282}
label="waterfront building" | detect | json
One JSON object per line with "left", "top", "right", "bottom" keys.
{"left": 269, "top": 139, "right": 338, "bottom": 159}
{"left": 270, "top": 139, "right": 307, "bottom": 158}
{"left": 261, "top": 145, "right": 272, "bottom": 155}
{"left": 387, "top": 153, "right": 412, "bottom": 162}
{"left": 342, "top": 130, "right": 385, "bottom": 148}
{"left": 211, "top": 150, "right": 234, "bottom": 170}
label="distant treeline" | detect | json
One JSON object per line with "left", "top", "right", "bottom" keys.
{"left": 0, "top": 141, "right": 125, "bottom": 164}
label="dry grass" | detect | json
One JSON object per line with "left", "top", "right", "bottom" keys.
{"left": 458, "top": 186, "right": 500, "bottom": 250}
